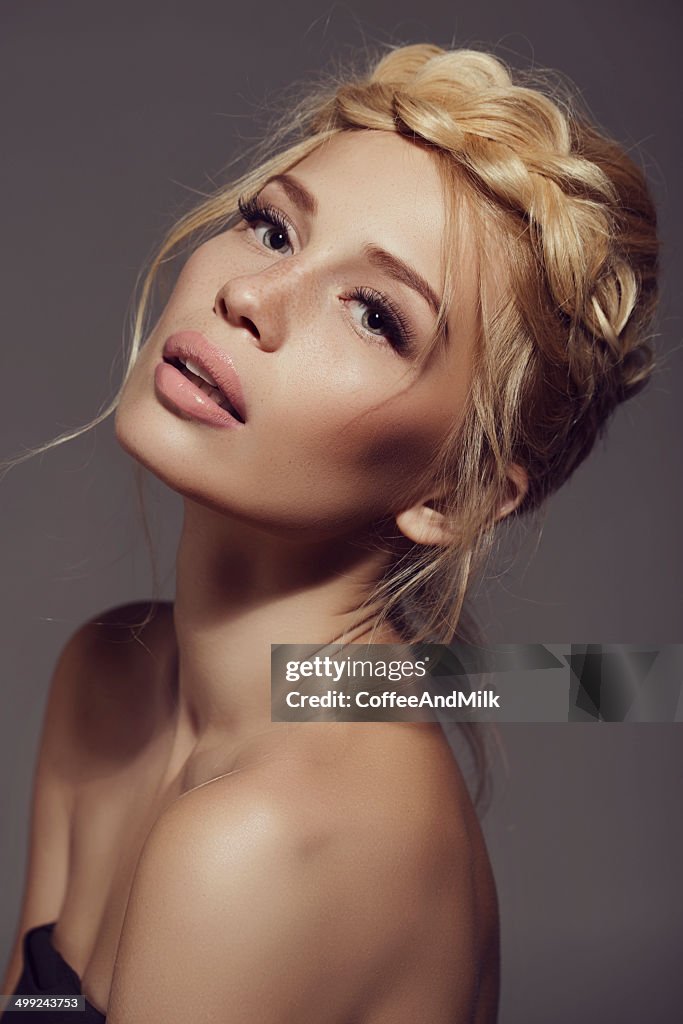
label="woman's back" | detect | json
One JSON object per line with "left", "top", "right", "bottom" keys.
{"left": 5, "top": 601, "right": 499, "bottom": 1023}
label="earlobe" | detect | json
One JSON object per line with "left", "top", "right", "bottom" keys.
{"left": 395, "top": 503, "right": 456, "bottom": 548}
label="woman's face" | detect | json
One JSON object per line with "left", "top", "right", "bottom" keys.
{"left": 115, "top": 130, "right": 478, "bottom": 540}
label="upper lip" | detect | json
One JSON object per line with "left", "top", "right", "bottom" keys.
{"left": 162, "top": 331, "right": 247, "bottom": 423}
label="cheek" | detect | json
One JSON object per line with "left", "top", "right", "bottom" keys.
{"left": 339, "top": 404, "right": 448, "bottom": 503}
{"left": 172, "top": 236, "right": 229, "bottom": 292}
{"left": 266, "top": 385, "right": 451, "bottom": 513}
{"left": 147, "top": 236, "right": 230, "bottom": 327}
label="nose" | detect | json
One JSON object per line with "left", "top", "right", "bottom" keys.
{"left": 213, "top": 262, "right": 298, "bottom": 352}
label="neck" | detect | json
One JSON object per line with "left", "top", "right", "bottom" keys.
{"left": 165, "top": 498, "right": 399, "bottom": 765}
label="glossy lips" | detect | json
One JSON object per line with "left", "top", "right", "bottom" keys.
{"left": 155, "top": 331, "right": 247, "bottom": 429}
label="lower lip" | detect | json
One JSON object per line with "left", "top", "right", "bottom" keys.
{"left": 154, "top": 361, "right": 243, "bottom": 429}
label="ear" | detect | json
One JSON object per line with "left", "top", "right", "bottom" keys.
{"left": 395, "top": 462, "right": 529, "bottom": 547}
{"left": 394, "top": 499, "right": 457, "bottom": 548}
{"left": 495, "top": 463, "right": 529, "bottom": 521}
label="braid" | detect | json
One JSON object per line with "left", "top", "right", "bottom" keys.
{"left": 302, "top": 45, "right": 658, "bottom": 514}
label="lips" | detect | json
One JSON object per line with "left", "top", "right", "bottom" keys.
{"left": 161, "top": 331, "right": 247, "bottom": 424}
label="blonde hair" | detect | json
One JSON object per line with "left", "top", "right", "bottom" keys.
{"left": 303, "top": 44, "right": 659, "bottom": 647}
{"left": 1, "top": 43, "right": 660, "bottom": 807}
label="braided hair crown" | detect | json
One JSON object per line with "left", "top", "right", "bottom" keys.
{"left": 308, "top": 44, "right": 658, "bottom": 511}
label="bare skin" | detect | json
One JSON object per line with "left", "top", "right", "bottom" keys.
{"left": 3, "top": 130, "right": 514, "bottom": 1021}
{"left": 2, "top": 602, "right": 500, "bottom": 1022}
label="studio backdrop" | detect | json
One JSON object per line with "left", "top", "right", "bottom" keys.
{"left": 1, "top": 2, "right": 681, "bottom": 1023}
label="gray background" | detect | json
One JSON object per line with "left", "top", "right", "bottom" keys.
{"left": 1, "top": 1, "right": 681, "bottom": 1021}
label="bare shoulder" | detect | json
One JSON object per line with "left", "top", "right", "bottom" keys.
{"left": 47, "top": 599, "right": 175, "bottom": 779}
{"left": 107, "top": 728, "right": 497, "bottom": 1023}
{"left": 107, "top": 768, "right": 367, "bottom": 1023}
{"left": 62, "top": 598, "right": 174, "bottom": 684}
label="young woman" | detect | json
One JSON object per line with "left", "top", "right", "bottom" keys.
{"left": 0, "top": 42, "right": 658, "bottom": 1023}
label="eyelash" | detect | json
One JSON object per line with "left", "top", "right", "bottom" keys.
{"left": 236, "top": 195, "right": 416, "bottom": 355}
{"left": 237, "top": 195, "right": 292, "bottom": 249}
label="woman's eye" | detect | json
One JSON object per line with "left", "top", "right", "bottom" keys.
{"left": 348, "top": 301, "right": 389, "bottom": 337}
{"left": 253, "top": 221, "right": 293, "bottom": 255}
{"left": 346, "top": 287, "right": 414, "bottom": 355}
{"left": 237, "top": 196, "right": 294, "bottom": 255}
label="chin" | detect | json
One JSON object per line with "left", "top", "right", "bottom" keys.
{"left": 114, "top": 380, "right": 174, "bottom": 479}
{"left": 113, "top": 384, "right": 239, "bottom": 518}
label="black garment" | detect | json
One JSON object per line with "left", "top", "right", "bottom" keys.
{"left": 2, "top": 922, "right": 106, "bottom": 1022}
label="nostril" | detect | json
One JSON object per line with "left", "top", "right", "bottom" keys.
{"left": 213, "top": 297, "right": 259, "bottom": 339}
{"left": 241, "top": 316, "right": 259, "bottom": 340}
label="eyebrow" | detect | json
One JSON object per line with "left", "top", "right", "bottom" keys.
{"left": 363, "top": 245, "right": 442, "bottom": 317}
{"left": 264, "top": 173, "right": 443, "bottom": 317}
{"left": 265, "top": 173, "right": 318, "bottom": 216}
